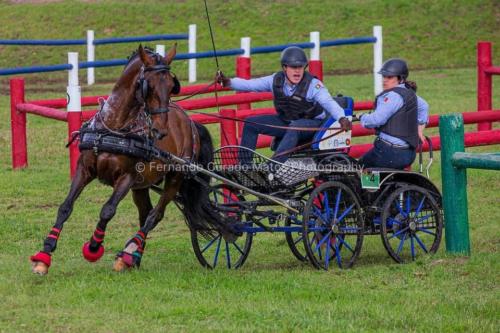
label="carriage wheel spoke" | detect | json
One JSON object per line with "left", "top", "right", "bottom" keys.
{"left": 324, "top": 191, "right": 331, "bottom": 221}
{"left": 410, "top": 235, "right": 416, "bottom": 260}
{"left": 388, "top": 217, "right": 402, "bottom": 226}
{"left": 313, "top": 207, "right": 330, "bottom": 226}
{"left": 213, "top": 236, "right": 222, "bottom": 267}
{"left": 396, "top": 232, "right": 408, "bottom": 255}
{"left": 406, "top": 193, "right": 412, "bottom": 217}
{"left": 414, "top": 197, "right": 426, "bottom": 217}
{"left": 416, "top": 214, "right": 433, "bottom": 224}
{"left": 416, "top": 227, "right": 436, "bottom": 236}
{"left": 389, "top": 226, "right": 410, "bottom": 240}
{"left": 336, "top": 203, "right": 355, "bottom": 223}
{"left": 232, "top": 241, "right": 245, "bottom": 255}
{"left": 337, "top": 236, "right": 354, "bottom": 253}
{"left": 293, "top": 234, "right": 304, "bottom": 245}
{"left": 335, "top": 241, "right": 342, "bottom": 267}
{"left": 333, "top": 189, "right": 342, "bottom": 220}
{"left": 325, "top": 236, "right": 331, "bottom": 269}
{"left": 225, "top": 241, "right": 232, "bottom": 268}
{"left": 414, "top": 234, "right": 428, "bottom": 253}
{"left": 201, "top": 235, "right": 220, "bottom": 253}
{"left": 315, "top": 231, "right": 333, "bottom": 253}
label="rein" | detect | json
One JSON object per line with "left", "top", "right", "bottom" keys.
{"left": 169, "top": 101, "right": 343, "bottom": 132}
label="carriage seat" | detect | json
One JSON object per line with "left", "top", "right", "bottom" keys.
{"left": 270, "top": 95, "right": 354, "bottom": 151}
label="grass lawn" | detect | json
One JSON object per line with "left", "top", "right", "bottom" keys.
{"left": 0, "top": 66, "right": 498, "bottom": 332}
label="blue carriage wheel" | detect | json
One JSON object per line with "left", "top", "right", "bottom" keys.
{"left": 380, "top": 185, "right": 443, "bottom": 263}
{"left": 302, "top": 181, "right": 364, "bottom": 270}
{"left": 190, "top": 184, "right": 253, "bottom": 269}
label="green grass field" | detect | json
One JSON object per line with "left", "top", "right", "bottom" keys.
{"left": 0, "top": 67, "right": 499, "bottom": 332}
{"left": 0, "top": 1, "right": 499, "bottom": 332}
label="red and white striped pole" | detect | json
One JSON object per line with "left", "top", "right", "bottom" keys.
{"left": 67, "top": 52, "right": 82, "bottom": 178}
{"left": 309, "top": 31, "right": 323, "bottom": 81}
{"left": 10, "top": 78, "right": 27, "bottom": 169}
{"left": 477, "top": 41, "right": 492, "bottom": 131}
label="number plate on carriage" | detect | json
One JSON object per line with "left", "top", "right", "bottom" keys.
{"left": 361, "top": 171, "right": 380, "bottom": 189}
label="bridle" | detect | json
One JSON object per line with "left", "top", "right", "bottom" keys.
{"left": 137, "top": 64, "right": 173, "bottom": 115}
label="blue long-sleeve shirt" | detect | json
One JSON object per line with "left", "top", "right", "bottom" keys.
{"left": 360, "top": 84, "right": 429, "bottom": 145}
{"left": 229, "top": 73, "right": 345, "bottom": 120}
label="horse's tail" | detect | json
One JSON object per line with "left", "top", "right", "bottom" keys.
{"left": 177, "top": 122, "right": 233, "bottom": 237}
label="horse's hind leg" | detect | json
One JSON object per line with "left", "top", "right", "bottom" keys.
{"left": 30, "top": 164, "right": 94, "bottom": 275}
{"left": 114, "top": 174, "right": 182, "bottom": 271}
{"left": 82, "top": 174, "right": 135, "bottom": 263}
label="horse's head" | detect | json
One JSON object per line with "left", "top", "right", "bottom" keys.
{"left": 135, "top": 44, "right": 180, "bottom": 116}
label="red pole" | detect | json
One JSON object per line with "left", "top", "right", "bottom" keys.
{"left": 236, "top": 56, "right": 252, "bottom": 138}
{"left": 309, "top": 60, "right": 323, "bottom": 82}
{"left": 478, "top": 42, "right": 492, "bottom": 131}
{"left": 67, "top": 112, "right": 81, "bottom": 178}
{"left": 10, "top": 78, "right": 27, "bottom": 169}
{"left": 219, "top": 108, "right": 238, "bottom": 146}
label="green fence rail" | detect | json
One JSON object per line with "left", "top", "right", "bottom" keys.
{"left": 439, "top": 114, "right": 500, "bottom": 255}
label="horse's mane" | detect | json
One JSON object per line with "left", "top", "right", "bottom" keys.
{"left": 126, "top": 46, "right": 160, "bottom": 66}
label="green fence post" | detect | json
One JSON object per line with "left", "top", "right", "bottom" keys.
{"left": 439, "top": 114, "right": 470, "bottom": 255}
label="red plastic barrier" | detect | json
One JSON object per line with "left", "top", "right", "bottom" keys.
{"left": 309, "top": 60, "right": 323, "bottom": 82}
{"left": 348, "top": 129, "right": 500, "bottom": 158}
{"left": 177, "top": 92, "right": 273, "bottom": 110}
{"left": 17, "top": 103, "right": 67, "bottom": 121}
{"left": 477, "top": 42, "right": 500, "bottom": 131}
{"left": 10, "top": 78, "right": 27, "bottom": 169}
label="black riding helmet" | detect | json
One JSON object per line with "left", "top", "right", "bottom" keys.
{"left": 281, "top": 46, "right": 308, "bottom": 67}
{"left": 378, "top": 58, "right": 409, "bottom": 80}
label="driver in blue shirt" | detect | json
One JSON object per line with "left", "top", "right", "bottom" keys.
{"left": 358, "top": 58, "right": 429, "bottom": 169}
{"left": 216, "top": 46, "right": 351, "bottom": 164}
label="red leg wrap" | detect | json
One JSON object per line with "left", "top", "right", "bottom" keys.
{"left": 82, "top": 242, "right": 105, "bottom": 262}
{"left": 30, "top": 251, "right": 51, "bottom": 267}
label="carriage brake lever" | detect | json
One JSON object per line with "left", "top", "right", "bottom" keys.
{"left": 425, "top": 136, "right": 433, "bottom": 178}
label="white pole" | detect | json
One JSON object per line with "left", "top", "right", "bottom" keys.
{"left": 188, "top": 24, "right": 197, "bottom": 83}
{"left": 241, "top": 37, "right": 251, "bottom": 58}
{"left": 310, "top": 31, "right": 320, "bottom": 61}
{"left": 86, "top": 30, "right": 95, "bottom": 86}
{"left": 373, "top": 25, "right": 383, "bottom": 96}
{"left": 67, "top": 52, "right": 81, "bottom": 112}
{"left": 156, "top": 45, "right": 165, "bottom": 56}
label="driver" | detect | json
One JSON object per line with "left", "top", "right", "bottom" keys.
{"left": 216, "top": 46, "right": 351, "bottom": 164}
{"left": 358, "top": 58, "right": 429, "bottom": 169}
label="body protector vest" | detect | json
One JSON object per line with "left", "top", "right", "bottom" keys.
{"left": 272, "top": 71, "right": 324, "bottom": 122}
{"left": 374, "top": 86, "right": 419, "bottom": 148}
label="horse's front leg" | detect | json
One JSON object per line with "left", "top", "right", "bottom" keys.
{"left": 30, "top": 163, "right": 95, "bottom": 275}
{"left": 132, "top": 188, "right": 153, "bottom": 228}
{"left": 113, "top": 173, "right": 183, "bottom": 271}
{"left": 82, "top": 173, "right": 135, "bottom": 263}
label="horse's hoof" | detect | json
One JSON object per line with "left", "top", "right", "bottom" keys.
{"left": 112, "top": 257, "right": 129, "bottom": 272}
{"left": 30, "top": 251, "right": 51, "bottom": 275}
{"left": 82, "top": 242, "right": 104, "bottom": 262}
{"left": 31, "top": 261, "right": 49, "bottom": 275}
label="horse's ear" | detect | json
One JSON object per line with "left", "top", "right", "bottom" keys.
{"left": 164, "top": 43, "right": 177, "bottom": 65}
{"left": 138, "top": 44, "right": 154, "bottom": 66}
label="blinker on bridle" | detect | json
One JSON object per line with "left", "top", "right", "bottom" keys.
{"left": 138, "top": 64, "right": 172, "bottom": 115}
